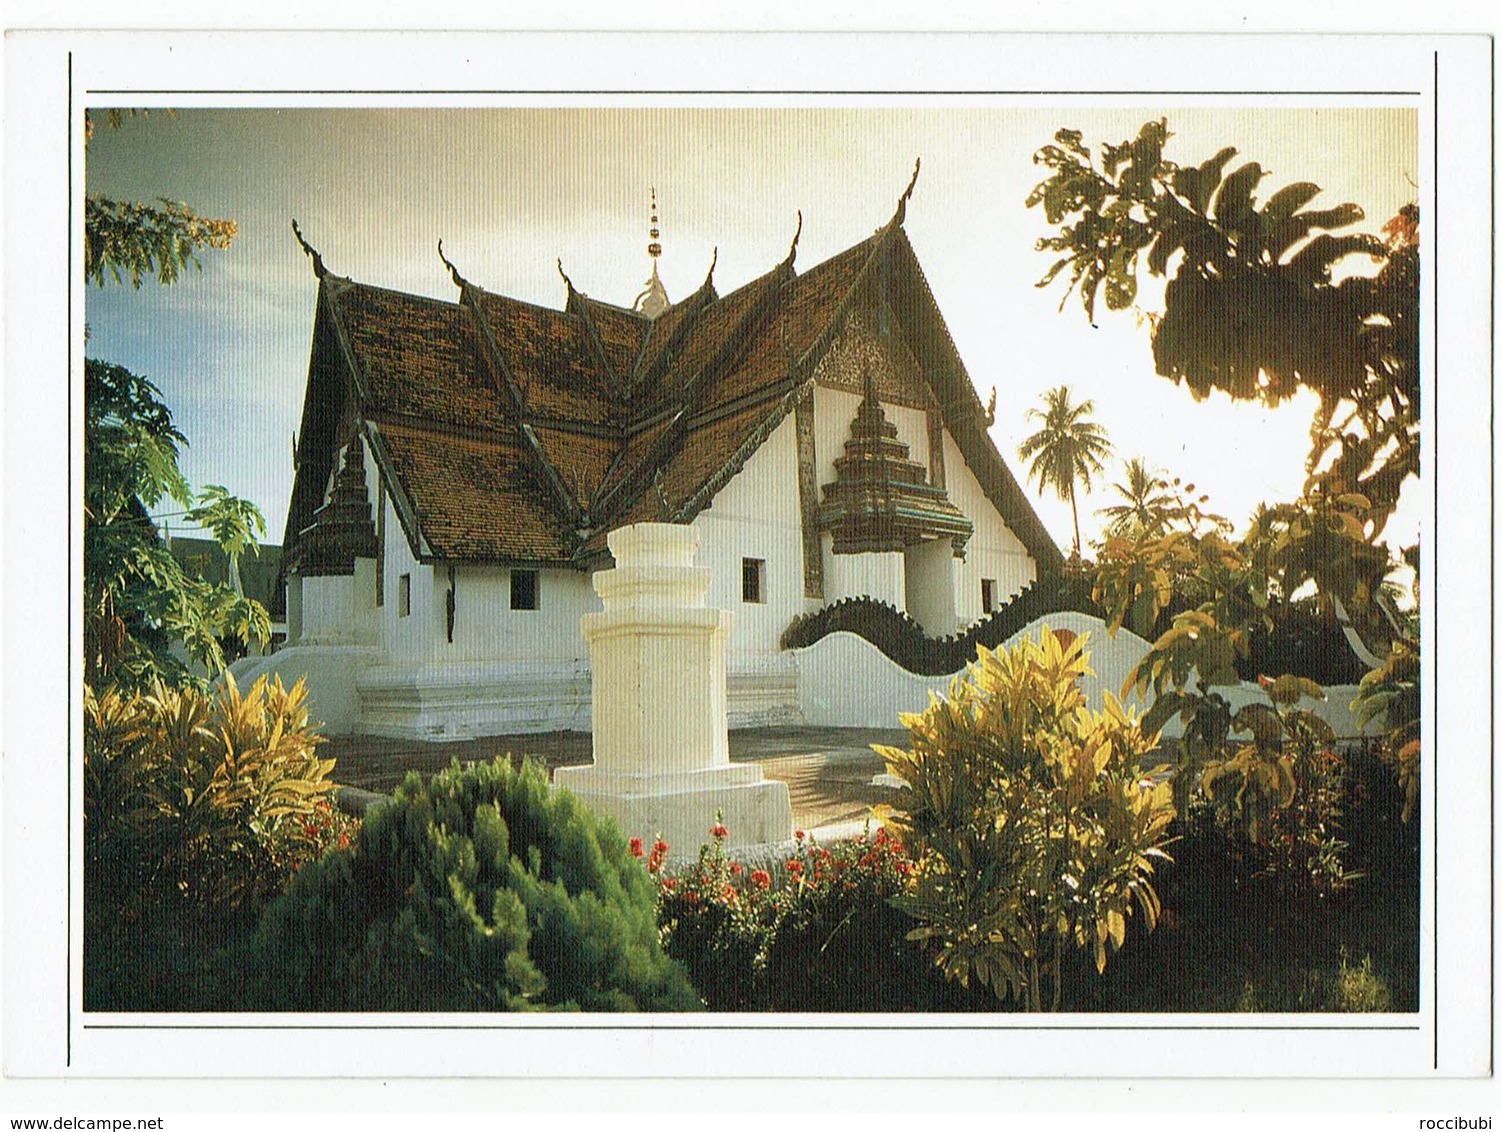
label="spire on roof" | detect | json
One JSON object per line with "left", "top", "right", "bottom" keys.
{"left": 437, "top": 239, "right": 470, "bottom": 290}
{"left": 891, "top": 158, "right": 921, "bottom": 228}
{"left": 783, "top": 210, "right": 803, "bottom": 269}
{"left": 557, "top": 257, "right": 578, "bottom": 296}
{"left": 633, "top": 187, "right": 671, "bottom": 318}
{"left": 647, "top": 187, "right": 662, "bottom": 261}
{"left": 291, "top": 219, "right": 329, "bottom": 279}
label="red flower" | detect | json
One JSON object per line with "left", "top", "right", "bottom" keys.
{"left": 751, "top": 869, "right": 771, "bottom": 890}
{"left": 786, "top": 859, "right": 802, "bottom": 876}
{"left": 683, "top": 890, "right": 699, "bottom": 906}
{"left": 710, "top": 823, "right": 729, "bottom": 840}
{"left": 629, "top": 837, "right": 645, "bottom": 858}
{"left": 660, "top": 878, "right": 677, "bottom": 891}
{"left": 730, "top": 862, "right": 743, "bottom": 875}
{"left": 646, "top": 836, "right": 670, "bottom": 874}
{"left": 719, "top": 884, "right": 736, "bottom": 903}
{"left": 794, "top": 829, "right": 805, "bottom": 842}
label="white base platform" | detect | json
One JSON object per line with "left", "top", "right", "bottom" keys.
{"left": 553, "top": 762, "right": 792, "bottom": 858}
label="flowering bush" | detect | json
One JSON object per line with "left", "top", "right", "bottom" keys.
{"left": 760, "top": 824, "right": 944, "bottom": 1011}
{"left": 650, "top": 816, "right": 982, "bottom": 1011}
{"left": 654, "top": 819, "right": 777, "bottom": 1010}
{"left": 288, "top": 797, "right": 359, "bottom": 864}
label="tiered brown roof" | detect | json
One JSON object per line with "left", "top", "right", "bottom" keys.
{"left": 282, "top": 186, "right": 1063, "bottom": 575}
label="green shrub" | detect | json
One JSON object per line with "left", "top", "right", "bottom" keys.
{"left": 761, "top": 827, "right": 974, "bottom": 1012}
{"left": 1194, "top": 675, "right": 1362, "bottom": 900}
{"left": 230, "top": 758, "right": 700, "bottom": 1012}
{"left": 653, "top": 822, "right": 993, "bottom": 1012}
{"left": 652, "top": 824, "right": 771, "bottom": 1011}
{"left": 877, "top": 627, "right": 1176, "bottom": 1011}
{"left": 84, "top": 673, "right": 339, "bottom": 1010}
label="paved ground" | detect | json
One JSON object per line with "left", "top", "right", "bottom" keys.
{"left": 323, "top": 726, "right": 910, "bottom": 832}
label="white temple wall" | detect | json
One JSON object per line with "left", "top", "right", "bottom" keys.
{"left": 793, "top": 611, "right": 1377, "bottom": 742}
{"left": 944, "top": 431, "right": 1036, "bottom": 625}
{"left": 372, "top": 485, "right": 439, "bottom": 662}
{"left": 904, "top": 536, "right": 959, "bottom": 637}
{"left": 689, "top": 415, "right": 804, "bottom": 723}
{"left": 445, "top": 565, "right": 597, "bottom": 663}
{"left": 691, "top": 414, "right": 804, "bottom": 657}
{"left": 823, "top": 538, "right": 905, "bottom": 607}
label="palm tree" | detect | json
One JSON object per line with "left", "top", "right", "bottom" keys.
{"left": 1017, "top": 385, "right": 1113, "bottom": 559}
{"left": 1097, "top": 457, "right": 1175, "bottom": 539}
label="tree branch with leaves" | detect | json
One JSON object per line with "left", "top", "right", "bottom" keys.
{"left": 84, "top": 111, "right": 267, "bottom": 689}
{"left": 1031, "top": 118, "right": 1421, "bottom": 830}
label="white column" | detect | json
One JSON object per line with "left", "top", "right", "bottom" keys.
{"left": 904, "top": 536, "right": 958, "bottom": 637}
{"left": 554, "top": 523, "right": 792, "bottom": 856}
{"left": 285, "top": 574, "right": 304, "bottom": 645}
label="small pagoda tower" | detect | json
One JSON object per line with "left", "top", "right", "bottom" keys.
{"left": 284, "top": 436, "right": 379, "bottom": 647}
{"left": 819, "top": 369, "right": 973, "bottom": 555}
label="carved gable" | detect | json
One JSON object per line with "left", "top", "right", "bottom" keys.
{"left": 812, "top": 304, "right": 935, "bottom": 412}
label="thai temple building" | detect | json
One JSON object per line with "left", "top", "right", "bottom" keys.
{"left": 236, "top": 170, "right": 1066, "bottom": 738}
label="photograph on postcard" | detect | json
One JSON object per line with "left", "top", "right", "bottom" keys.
{"left": 77, "top": 99, "right": 1426, "bottom": 1020}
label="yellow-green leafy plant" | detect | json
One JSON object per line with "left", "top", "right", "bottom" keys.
{"left": 1353, "top": 637, "right": 1420, "bottom": 823}
{"left": 1199, "top": 676, "right": 1325, "bottom": 841}
{"left": 1197, "top": 676, "right": 1361, "bottom": 897}
{"left": 875, "top": 627, "right": 1176, "bottom": 1011}
{"left": 85, "top": 671, "right": 336, "bottom": 931}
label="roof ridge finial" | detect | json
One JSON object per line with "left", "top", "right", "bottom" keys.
{"left": 700, "top": 246, "right": 718, "bottom": 292}
{"left": 784, "top": 210, "right": 803, "bottom": 267}
{"left": 437, "top": 239, "right": 469, "bottom": 290}
{"left": 557, "top": 257, "right": 578, "bottom": 294}
{"left": 633, "top": 186, "right": 670, "bottom": 318}
{"left": 291, "top": 219, "right": 328, "bottom": 279}
{"left": 647, "top": 186, "right": 662, "bottom": 261}
{"left": 891, "top": 158, "right": 921, "bottom": 227}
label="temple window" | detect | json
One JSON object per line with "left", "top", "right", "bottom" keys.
{"left": 742, "top": 557, "right": 766, "bottom": 604}
{"left": 511, "top": 569, "right": 539, "bottom": 611}
{"left": 398, "top": 573, "right": 411, "bottom": 617}
{"left": 981, "top": 578, "right": 997, "bottom": 614}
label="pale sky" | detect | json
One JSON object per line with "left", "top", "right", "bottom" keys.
{"left": 84, "top": 105, "right": 1418, "bottom": 554}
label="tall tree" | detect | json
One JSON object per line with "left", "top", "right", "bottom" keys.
{"left": 1097, "top": 458, "right": 1227, "bottom": 542}
{"left": 1097, "top": 457, "right": 1173, "bottom": 539}
{"left": 1028, "top": 119, "right": 1417, "bottom": 649}
{"left": 84, "top": 113, "right": 266, "bottom": 689}
{"left": 1017, "top": 385, "right": 1114, "bottom": 560}
{"left": 1027, "top": 120, "right": 1416, "bottom": 567}
{"left": 83, "top": 109, "right": 238, "bottom": 290}
{"left": 85, "top": 360, "right": 269, "bottom": 688}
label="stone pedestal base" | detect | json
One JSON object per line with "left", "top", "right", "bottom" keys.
{"left": 563, "top": 522, "right": 792, "bottom": 857}
{"left": 554, "top": 762, "right": 791, "bottom": 858}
